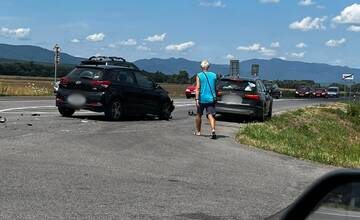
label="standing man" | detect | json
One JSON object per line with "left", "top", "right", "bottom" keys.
{"left": 194, "top": 60, "right": 218, "bottom": 139}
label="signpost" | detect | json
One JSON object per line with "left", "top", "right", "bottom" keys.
{"left": 230, "top": 60, "right": 240, "bottom": 77}
{"left": 53, "top": 44, "right": 61, "bottom": 85}
{"left": 251, "top": 64, "right": 259, "bottom": 77}
{"left": 342, "top": 73, "right": 355, "bottom": 98}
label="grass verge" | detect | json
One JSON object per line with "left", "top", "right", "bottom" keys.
{"left": 236, "top": 102, "right": 360, "bottom": 168}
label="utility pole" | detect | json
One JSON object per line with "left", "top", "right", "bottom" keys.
{"left": 53, "top": 44, "right": 61, "bottom": 85}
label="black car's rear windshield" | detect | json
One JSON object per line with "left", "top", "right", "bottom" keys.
{"left": 220, "top": 79, "right": 256, "bottom": 92}
{"left": 67, "top": 68, "right": 104, "bottom": 80}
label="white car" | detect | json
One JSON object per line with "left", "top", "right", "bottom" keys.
{"left": 327, "top": 87, "right": 340, "bottom": 98}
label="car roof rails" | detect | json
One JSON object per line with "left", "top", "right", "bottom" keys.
{"left": 80, "top": 56, "right": 139, "bottom": 70}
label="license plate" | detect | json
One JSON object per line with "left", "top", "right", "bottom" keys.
{"left": 300, "top": 94, "right": 304, "bottom": 96}
{"left": 67, "top": 94, "right": 86, "bottom": 107}
{"left": 191, "top": 91, "right": 196, "bottom": 95}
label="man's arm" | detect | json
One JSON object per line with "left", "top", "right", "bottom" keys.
{"left": 195, "top": 75, "right": 200, "bottom": 106}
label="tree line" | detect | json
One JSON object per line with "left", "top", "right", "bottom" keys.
{"left": 0, "top": 61, "right": 359, "bottom": 89}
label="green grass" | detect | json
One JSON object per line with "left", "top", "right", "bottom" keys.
{"left": 237, "top": 102, "right": 360, "bottom": 168}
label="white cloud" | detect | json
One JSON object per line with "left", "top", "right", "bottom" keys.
{"left": 165, "top": 41, "right": 195, "bottom": 52}
{"left": 290, "top": 52, "right": 306, "bottom": 58}
{"left": 200, "top": 1, "right": 226, "bottom": 8}
{"left": 333, "top": 4, "right": 360, "bottom": 25}
{"left": 278, "top": 56, "right": 287, "bottom": 60}
{"left": 108, "top": 43, "right": 116, "bottom": 48}
{"left": 298, "top": 0, "right": 315, "bottom": 6}
{"left": 347, "top": 25, "right": 360, "bottom": 32}
{"left": 237, "top": 43, "right": 276, "bottom": 57}
{"left": 120, "top": 38, "right": 137, "bottom": 46}
{"left": 137, "top": 45, "right": 151, "bottom": 51}
{"left": 225, "top": 54, "right": 235, "bottom": 60}
{"left": 86, "top": 33, "right": 105, "bottom": 42}
{"left": 325, "top": 38, "right": 346, "bottom": 47}
{"left": 145, "top": 33, "right": 167, "bottom": 42}
{"left": 270, "top": 41, "right": 280, "bottom": 48}
{"left": 259, "top": 0, "right": 280, "bottom": 3}
{"left": 0, "top": 27, "right": 30, "bottom": 39}
{"left": 259, "top": 47, "right": 276, "bottom": 56}
{"left": 289, "top": 16, "right": 327, "bottom": 31}
{"left": 296, "top": 42, "right": 307, "bottom": 48}
{"left": 237, "top": 43, "right": 261, "bottom": 51}
{"left": 70, "top": 38, "right": 80, "bottom": 43}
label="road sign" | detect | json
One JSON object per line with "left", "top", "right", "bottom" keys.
{"left": 342, "top": 73, "right": 354, "bottom": 80}
{"left": 251, "top": 64, "right": 259, "bottom": 76}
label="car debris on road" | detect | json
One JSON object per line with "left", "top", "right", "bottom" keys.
{"left": 0, "top": 116, "right": 7, "bottom": 123}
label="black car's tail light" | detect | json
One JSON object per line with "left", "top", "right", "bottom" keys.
{"left": 90, "top": 80, "right": 112, "bottom": 88}
{"left": 60, "top": 77, "right": 70, "bottom": 87}
{"left": 244, "top": 94, "right": 260, "bottom": 102}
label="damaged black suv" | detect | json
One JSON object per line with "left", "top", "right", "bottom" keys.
{"left": 56, "top": 56, "right": 174, "bottom": 121}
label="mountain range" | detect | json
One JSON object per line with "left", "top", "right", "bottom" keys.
{"left": 0, "top": 43, "right": 358, "bottom": 83}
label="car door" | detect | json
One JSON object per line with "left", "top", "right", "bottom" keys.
{"left": 257, "top": 80, "right": 271, "bottom": 113}
{"left": 107, "top": 69, "right": 144, "bottom": 115}
{"left": 133, "top": 71, "right": 162, "bottom": 115}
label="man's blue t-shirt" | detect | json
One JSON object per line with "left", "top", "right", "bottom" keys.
{"left": 197, "top": 71, "right": 217, "bottom": 104}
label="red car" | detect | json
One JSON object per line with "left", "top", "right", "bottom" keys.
{"left": 185, "top": 84, "right": 196, "bottom": 99}
{"left": 313, "top": 88, "right": 328, "bottom": 98}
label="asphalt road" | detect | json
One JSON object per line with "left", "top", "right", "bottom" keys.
{"left": 0, "top": 97, "right": 338, "bottom": 220}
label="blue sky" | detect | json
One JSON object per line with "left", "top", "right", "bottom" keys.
{"left": 0, "top": 0, "right": 359, "bottom": 67}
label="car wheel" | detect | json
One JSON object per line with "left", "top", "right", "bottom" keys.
{"left": 186, "top": 94, "right": 191, "bottom": 99}
{"left": 159, "top": 101, "right": 173, "bottom": 120}
{"left": 256, "top": 106, "right": 266, "bottom": 122}
{"left": 105, "top": 99, "right": 123, "bottom": 121}
{"left": 58, "top": 107, "right": 75, "bottom": 117}
{"left": 267, "top": 104, "right": 273, "bottom": 120}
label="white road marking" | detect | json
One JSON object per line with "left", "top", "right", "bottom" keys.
{"left": 0, "top": 106, "right": 55, "bottom": 113}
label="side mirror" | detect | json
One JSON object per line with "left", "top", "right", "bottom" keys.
{"left": 154, "top": 83, "right": 160, "bottom": 89}
{"left": 269, "top": 170, "right": 360, "bottom": 220}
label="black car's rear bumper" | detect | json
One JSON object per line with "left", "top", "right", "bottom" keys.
{"left": 56, "top": 89, "right": 106, "bottom": 112}
{"left": 216, "top": 102, "right": 261, "bottom": 116}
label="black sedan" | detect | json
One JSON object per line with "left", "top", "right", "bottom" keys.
{"left": 216, "top": 77, "right": 273, "bottom": 121}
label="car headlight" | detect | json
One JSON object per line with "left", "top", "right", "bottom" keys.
{"left": 305, "top": 92, "right": 309, "bottom": 94}
{"left": 296, "top": 91, "right": 299, "bottom": 94}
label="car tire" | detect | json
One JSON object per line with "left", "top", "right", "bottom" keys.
{"left": 256, "top": 107, "right": 266, "bottom": 122}
{"left": 159, "top": 101, "right": 173, "bottom": 120}
{"left": 186, "top": 94, "right": 191, "bottom": 99}
{"left": 105, "top": 99, "right": 123, "bottom": 121}
{"left": 267, "top": 104, "right": 273, "bottom": 120}
{"left": 58, "top": 107, "right": 75, "bottom": 117}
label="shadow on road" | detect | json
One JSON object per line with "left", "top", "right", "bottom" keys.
{"left": 71, "top": 114, "right": 162, "bottom": 122}
{"left": 215, "top": 114, "right": 255, "bottom": 124}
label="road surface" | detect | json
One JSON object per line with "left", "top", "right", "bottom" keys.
{"left": 0, "top": 97, "right": 337, "bottom": 219}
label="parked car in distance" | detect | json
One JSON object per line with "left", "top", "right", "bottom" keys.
{"left": 185, "top": 84, "right": 196, "bottom": 99}
{"left": 295, "top": 87, "right": 314, "bottom": 98}
{"left": 56, "top": 56, "right": 174, "bottom": 121}
{"left": 216, "top": 77, "right": 273, "bottom": 121}
{"left": 313, "top": 88, "right": 328, "bottom": 98}
{"left": 264, "top": 82, "right": 282, "bottom": 99}
{"left": 327, "top": 87, "right": 340, "bottom": 98}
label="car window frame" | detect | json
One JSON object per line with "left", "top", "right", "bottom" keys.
{"left": 133, "top": 70, "right": 155, "bottom": 90}
{"left": 108, "top": 68, "right": 136, "bottom": 85}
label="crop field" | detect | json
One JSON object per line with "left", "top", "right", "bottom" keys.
{"left": 0, "top": 76, "right": 190, "bottom": 98}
